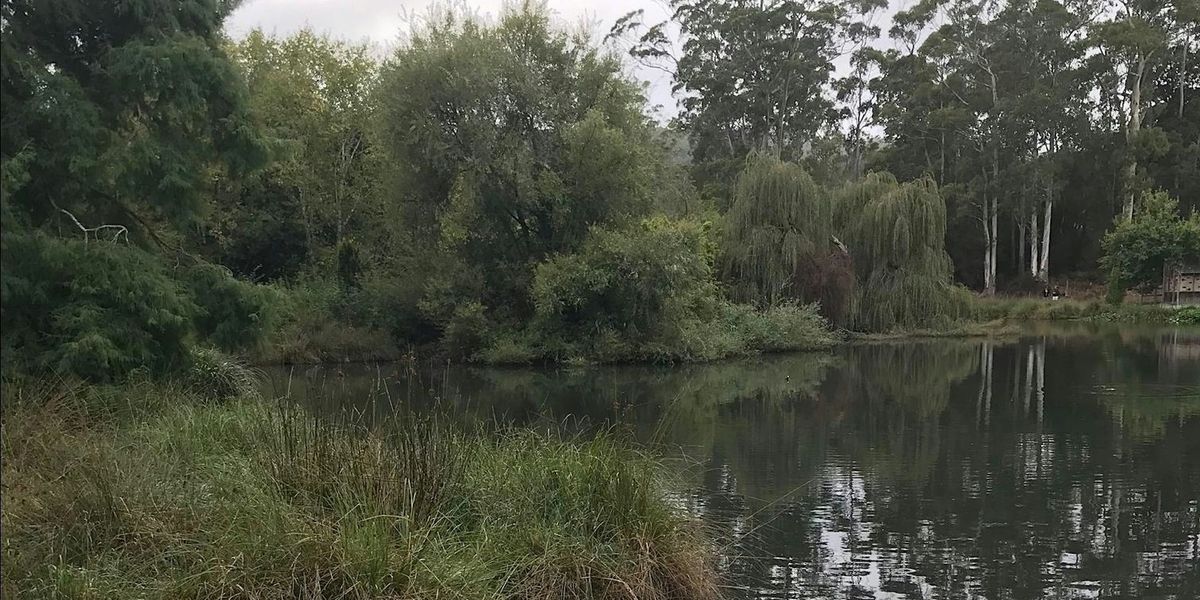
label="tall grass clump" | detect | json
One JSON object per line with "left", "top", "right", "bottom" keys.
{"left": 185, "top": 347, "right": 263, "bottom": 401}
{"left": 1, "top": 382, "right": 720, "bottom": 599}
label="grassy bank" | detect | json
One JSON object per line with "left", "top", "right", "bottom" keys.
{"left": 845, "top": 319, "right": 1022, "bottom": 341}
{"left": 1, "top": 381, "right": 719, "bottom": 600}
{"left": 971, "top": 297, "right": 1200, "bottom": 325}
{"left": 844, "top": 300, "right": 1199, "bottom": 341}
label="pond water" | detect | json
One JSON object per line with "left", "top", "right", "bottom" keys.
{"left": 263, "top": 324, "right": 1200, "bottom": 599}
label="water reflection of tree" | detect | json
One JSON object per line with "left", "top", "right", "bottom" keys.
{"left": 675, "top": 336, "right": 1199, "bottom": 599}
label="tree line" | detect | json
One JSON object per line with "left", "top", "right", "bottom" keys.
{"left": 1, "top": 0, "right": 1197, "bottom": 380}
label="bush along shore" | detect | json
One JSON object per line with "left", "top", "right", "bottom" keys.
{"left": 249, "top": 295, "right": 1199, "bottom": 366}
{"left": 1, "top": 377, "right": 721, "bottom": 600}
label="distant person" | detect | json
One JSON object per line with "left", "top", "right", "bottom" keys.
{"left": 1042, "top": 287, "right": 1050, "bottom": 299}
{"left": 1052, "top": 287, "right": 1061, "bottom": 300}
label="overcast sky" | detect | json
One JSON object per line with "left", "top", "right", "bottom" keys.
{"left": 225, "top": 0, "right": 681, "bottom": 119}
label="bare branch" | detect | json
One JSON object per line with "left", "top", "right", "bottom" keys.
{"left": 51, "top": 200, "right": 129, "bottom": 245}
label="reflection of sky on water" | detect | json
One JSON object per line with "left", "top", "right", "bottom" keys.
{"left": 265, "top": 324, "right": 1200, "bottom": 599}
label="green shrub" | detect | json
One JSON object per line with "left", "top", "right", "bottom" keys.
{"left": 1100, "top": 191, "right": 1200, "bottom": 301}
{"left": 1, "top": 234, "right": 197, "bottom": 381}
{"left": 1168, "top": 306, "right": 1200, "bottom": 325}
{"left": 740, "top": 301, "right": 835, "bottom": 352}
{"left": 476, "top": 328, "right": 543, "bottom": 365}
{"left": 443, "top": 301, "right": 491, "bottom": 359}
{"left": 533, "top": 217, "right": 717, "bottom": 340}
{"left": 351, "top": 272, "right": 439, "bottom": 344}
{"left": 186, "top": 262, "right": 279, "bottom": 352}
{"left": 259, "top": 280, "right": 398, "bottom": 363}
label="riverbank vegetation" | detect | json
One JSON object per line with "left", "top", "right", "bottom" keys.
{"left": 1, "top": 380, "right": 719, "bottom": 599}
{"left": 4, "top": 1, "right": 1198, "bottom": 377}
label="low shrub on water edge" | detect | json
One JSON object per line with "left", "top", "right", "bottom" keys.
{"left": 1167, "top": 306, "right": 1200, "bottom": 325}
{"left": 1, "top": 383, "right": 720, "bottom": 599}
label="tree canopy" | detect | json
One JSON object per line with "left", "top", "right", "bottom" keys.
{"left": 1, "top": 0, "right": 274, "bottom": 379}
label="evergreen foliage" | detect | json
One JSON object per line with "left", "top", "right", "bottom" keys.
{"left": 1, "top": 0, "right": 268, "bottom": 230}
{"left": 185, "top": 263, "right": 278, "bottom": 352}
{"left": 0, "top": 234, "right": 197, "bottom": 381}
{"left": 0, "top": 0, "right": 276, "bottom": 380}
{"left": 534, "top": 217, "right": 718, "bottom": 342}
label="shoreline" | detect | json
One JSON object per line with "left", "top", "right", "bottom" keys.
{"left": 252, "top": 302, "right": 1199, "bottom": 368}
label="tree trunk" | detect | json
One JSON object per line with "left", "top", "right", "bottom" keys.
{"left": 939, "top": 130, "right": 946, "bottom": 186}
{"left": 1123, "top": 56, "right": 1146, "bottom": 221}
{"left": 1023, "top": 344, "right": 1035, "bottom": 415}
{"left": 979, "top": 343, "right": 993, "bottom": 429}
{"left": 1037, "top": 195, "right": 1053, "bottom": 282}
{"left": 1029, "top": 206, "right": 1040, "bottom": 279}
{"left": 1182, "top": 41, "right": 1189, "bottom": 120}
{"left": 989, "top": 195, "right": 998, "bottom": 292}
{"left": 1018, "top": 221, "right": 1026, "bottom": 273}
{"left": 1035, "top": 339, "right": 1045, "bottom": 428}
{"left": 982, "top": 195, "right": 994, "bottom": 295}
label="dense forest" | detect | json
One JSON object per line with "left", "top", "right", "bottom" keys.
{"left": 2, "top": 0, "right": 1198, "bottom": 380}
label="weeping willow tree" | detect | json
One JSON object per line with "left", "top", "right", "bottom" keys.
{"left": 722, "top": 154, "right": 848, "bottom": 319}
{"left": 834, "top": 172, "right": 899, "bottom": 245}
{"left": 838, "top": 175, "right": 969, "bottom": 331}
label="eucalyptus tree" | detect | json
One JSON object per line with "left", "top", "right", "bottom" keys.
{"left": 1094, "top": 0, "right": 1197, "bottom": 221}
{"left": 1003, "top": 0, "right": 1094, "bottom": 283}
{"left": 872, "top": 0, "right": 1101, "bottom": 289}
{"left": 1141, "top": 7, "right": 1200, "bottom": 213}
{"left": 871, "top": 0, "right": 1008, "bottom": 292}
{"left": 611, "top": 0, "right": 885, "bottom": 178}
{"left": 834, "top": 7, "right": 890, "bottom": 179}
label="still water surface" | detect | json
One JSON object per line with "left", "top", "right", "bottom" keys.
{"left": 264, "top": 324, "right": 1200, "bottom": 599}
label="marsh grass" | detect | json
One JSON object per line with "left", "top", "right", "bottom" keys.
{"left": 185, "top": 347, "right": 263, "bottom": 401}
{"left": 1, "top": 382, "right": 720, "bottom": 600}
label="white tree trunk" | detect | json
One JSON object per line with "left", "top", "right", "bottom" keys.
{"left": 982, "top": 196, "right": 995, "bottom": 295}
{"left": 1029, "top": 207, "right": 1040, "bottom": 279}
{"left": 989, "top": 196, "right": 998, "bottom": 291}
{"left": 1023, "top": 344, "right": 1035, "bottom": 415}
{"left": 1123, "top": 56, "right": 1146, "bottom": 221}
{"left": 1037, "top": 198, "right": 1053, "bottom": 281}
{"left": 1018, "top": 220, "right": 1026, "bottom": 272}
